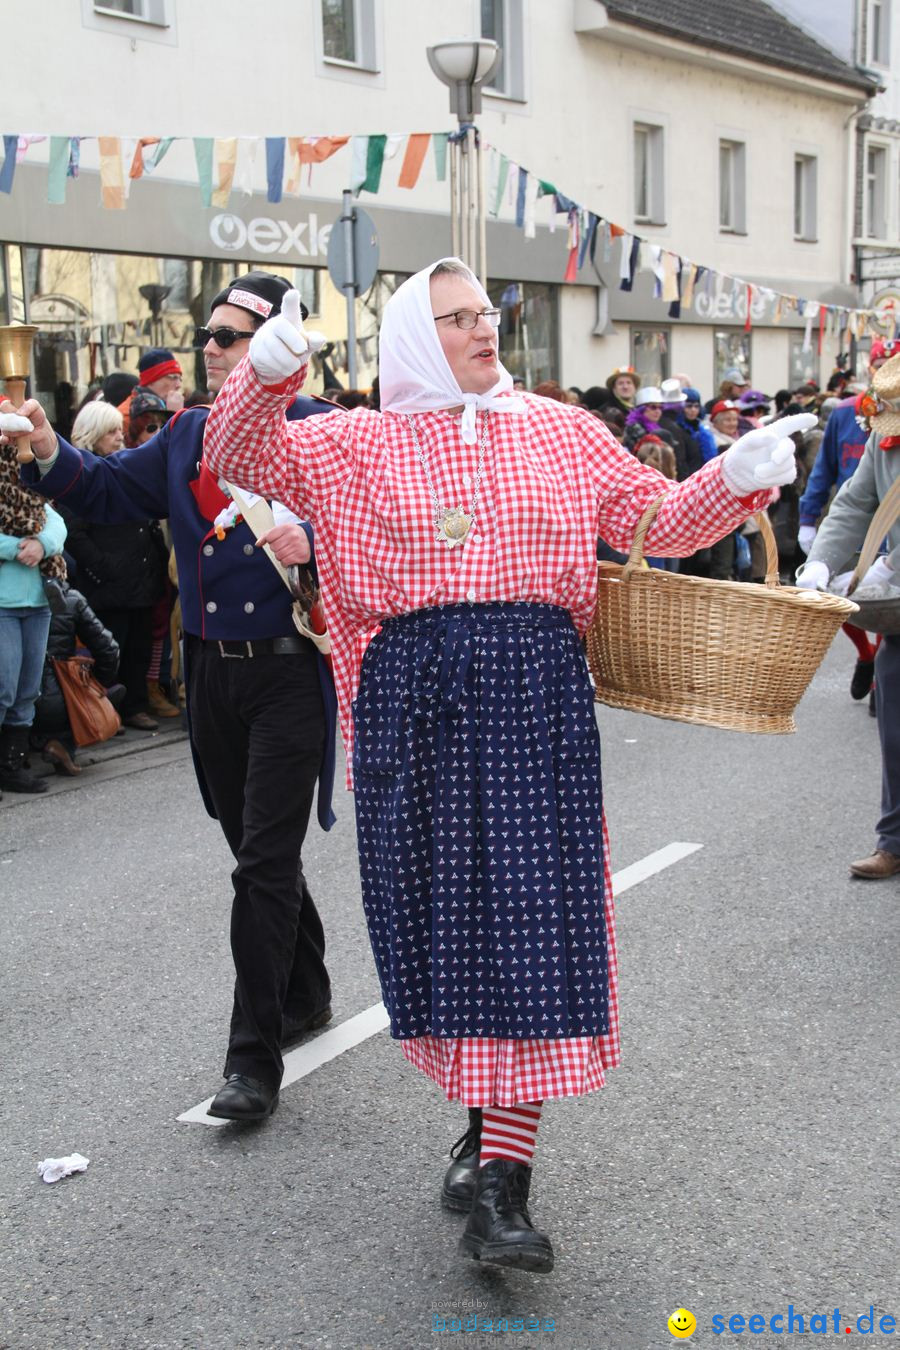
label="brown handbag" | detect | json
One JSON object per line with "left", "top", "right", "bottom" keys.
{"left": 51, "top": 656, "right": 122, "bottom": 747}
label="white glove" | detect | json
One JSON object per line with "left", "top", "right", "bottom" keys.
{"left": 248, "top": 289, "right": 325, "bottom": 385}
{"left": 721, "top": 413, "right": 817, "bottom": 496}
{"left": 0, "top": 412, "right": 35, "bottom": 436}
{"left": 829, "top": 570, "right": 854, "bottom": 597}
{"left": 797, "top": 524, "right": 817, "bottom": 554}
{"left": 794, "top": 559, "right": 830, "bottom": 591}
{"left": 855, "top": 556, "right": 899, "bottom": 595}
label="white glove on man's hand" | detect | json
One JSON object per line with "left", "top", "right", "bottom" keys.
{"left": 797, "top": 524, "right": 817, "bottom": 554}
{"left": 721, "top": 413, "right": 817, "bottom": 496}
{"left": 248, "top": 289, "right": 325, "bottom": 385}
{"left": 794, "top": 559, "right": 830, "bottom": 591}
{"left": 856, "top": 556, "right": 899, "bottom": 594}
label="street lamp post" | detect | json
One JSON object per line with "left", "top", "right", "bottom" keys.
{"left": 426, "top": 38, "right": 501, "bottom": 288}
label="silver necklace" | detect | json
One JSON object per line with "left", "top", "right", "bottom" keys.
{"left": 406, "top": 411, "right": 489, "bottom": 549}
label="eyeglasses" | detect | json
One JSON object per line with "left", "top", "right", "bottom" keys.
{"left": 432, "top": 308, "right": 502, "bottom": 330}
{"left": 641, "top": 403, "right": 662, "bottom": 410}
{"left": 194, "top": 325, "right": 256, "bottom": 349}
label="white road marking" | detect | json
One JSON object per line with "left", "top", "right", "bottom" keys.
{"left": 178, "top": 840, "right": 703, "bottom": 1125}
{"left": 611, "top": 841, "right": 703, "bottom": 897}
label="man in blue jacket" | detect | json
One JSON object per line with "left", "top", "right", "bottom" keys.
{"left": 11, "top": 271, "right": 338, "bottom": 1123}
{"left": 798, "top": 337, "right": 899, "bottom": 700}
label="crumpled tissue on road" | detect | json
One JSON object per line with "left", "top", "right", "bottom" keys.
{"left": 37, "top": 1153, "right": 90, "bottom": 1184}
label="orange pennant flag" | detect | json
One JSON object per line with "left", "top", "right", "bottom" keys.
{"left": 398, "top": 134, "right": 430, "bottom": 189}
{"left": 608, "top": 223, "right": 625, "bottom": 238}
{"left": 297, "top": 135, "right": 350, "bottom": 164}
{"left": 129, "top": 137, "right": 160, "bottom": 180}
{"left": 212, "top": 137, "right": 237, "bottom": 208}
{"left": 98, "top": 137, "right": 125, "bottom": 209}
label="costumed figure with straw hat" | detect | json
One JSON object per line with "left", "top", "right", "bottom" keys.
{"left": 200, "top": 256, "right": 814, "bottom": 1273}
{"left": 796, "top": 350, "right": 900, "bottom": 880}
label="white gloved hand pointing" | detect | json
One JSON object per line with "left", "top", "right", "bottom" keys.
{"left": 721, "top": 413, "right": 817, "bottom": 496}
{"left": 248, "top": 289, "right": 325, "bottom": 386}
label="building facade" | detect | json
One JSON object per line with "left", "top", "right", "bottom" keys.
{"left": 0, "top": 0, "right": 877, "bottom": 421}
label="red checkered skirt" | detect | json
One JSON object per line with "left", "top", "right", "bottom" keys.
{"left": 400, "top": 814, "right": 621, "bottom": 1107}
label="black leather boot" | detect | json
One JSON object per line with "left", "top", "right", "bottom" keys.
{"left": 0, "top": 725, "right": 48, "bottom": 794}
{"left": 459, "top": 1159, "right": 554, "bottom": 1272}
{"left": 441, "top": 1108, "right": 482, "bottom": 1212}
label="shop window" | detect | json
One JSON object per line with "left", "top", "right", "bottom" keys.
{"left": 719, "top": 140, "right": 746, "bottom": 234}
{"left": 633, "top": 123, "right": 665, "bottom": 226}
{"left": 481, "top": 0, "right": 526, "bottom": 102}
{"left": 488, "top": 280, "right": 557, "bottom": 387}
{"left": 793, "top": 155, "right": 818, "bottom": 241}
{"left": 630, "top": 327, "right": 670, "bottom": 385}
{"left": 789, "top": 335, "right": 818, "bottom": 389}
{"left": 320, "top": 0, "right": 378, "bottom": 71}
{"left": 713, "top": 329, "right": 751, "bottom": 390}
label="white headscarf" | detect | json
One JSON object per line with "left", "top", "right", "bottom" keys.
{"left": 378, "top": 257, "right": 525, "bottom": 444}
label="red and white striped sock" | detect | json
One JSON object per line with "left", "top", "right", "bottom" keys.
{"left": 479, "top": 1103, "right": 542, "bottom": 1167}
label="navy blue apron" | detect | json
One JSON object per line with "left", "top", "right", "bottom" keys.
{"left": 352, "top": 602, "right": 610, "bottom": 1040}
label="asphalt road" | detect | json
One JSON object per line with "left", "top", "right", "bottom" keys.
{"left": 1, "top": 638, "right": 897, "bottom": 1350}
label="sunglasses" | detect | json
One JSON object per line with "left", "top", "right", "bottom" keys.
{"left": 432, "top": 308, "right": 501, "bottom": 330}
{"left": 194, "top": 325, "right": 256, "bottom": 349}
{"left": 140, "top": 421, "right": 165, "bottom": 433}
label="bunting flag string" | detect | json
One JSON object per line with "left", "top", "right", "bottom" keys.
{"left": 2, "top": 126, "right": 891, "bottom": 336}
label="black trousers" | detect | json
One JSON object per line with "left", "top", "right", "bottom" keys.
{"left": 187, "top": 638, "right": 330, "bottom": 1088}
{"left": 97, "top": 606, "right": 154, "bottom": 716}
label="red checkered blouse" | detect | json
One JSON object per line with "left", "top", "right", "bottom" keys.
{"left": 204, "top": 356, "right": 768, "bottom": 782}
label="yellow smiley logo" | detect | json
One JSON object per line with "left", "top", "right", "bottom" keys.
{"left": 668, "top": 1307, "right": 697, "bottom": 1338}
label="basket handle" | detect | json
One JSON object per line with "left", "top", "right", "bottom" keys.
{"left": 622, "top": 493, "right": 780, "bottom": 584}
{"left": 846, "top": 475, "right": 900, "bottom": 596}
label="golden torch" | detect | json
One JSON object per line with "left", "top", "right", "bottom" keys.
{"left": 0, "top": 323, "right": 39, "bottom": 462}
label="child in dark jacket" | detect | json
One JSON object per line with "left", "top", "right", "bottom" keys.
{"left": 30, "top": 577, "right": 121, "bottom": 776}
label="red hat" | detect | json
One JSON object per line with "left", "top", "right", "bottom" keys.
{"left": 138, "top": 347, "right": 182, "bottom": 386}
{"left": 870, "top": 338, "right": 900, "bottom": 363}
{"left": 710, "top": 399, "right": 738, "bottom": 418}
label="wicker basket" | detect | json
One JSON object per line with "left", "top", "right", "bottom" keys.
{"left": 586, "top": 498, "right": 858, "bottom": 734}
{"left": 838, "top": 476, "right": 900, "bottom": 635}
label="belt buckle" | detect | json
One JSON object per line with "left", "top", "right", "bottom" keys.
{"left": 217, "top": 640, "right": 252, "bottom": 658}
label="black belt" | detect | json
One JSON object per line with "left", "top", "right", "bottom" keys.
{"left": 190, "top": 635, "right": 307, "bottom": 658}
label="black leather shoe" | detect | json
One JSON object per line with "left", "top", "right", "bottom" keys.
{"left": 207, "top": 1074, "right": 279, "bottom": 1121}
{"left": 441, "top": 1108, "right": 482, "bottom": 1212}
{"left": 459, "top": 1159, "right": 554, "bottom": 1273}
{"left": 850, "top": 658, "right": 875, "bottom": 701}
{"left": 281, "top": 1004, "right": 333, "bottom": 1051}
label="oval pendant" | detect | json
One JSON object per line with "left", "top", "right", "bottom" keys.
{"left": 436, "top": 507, "right": 472, "bottom": 548}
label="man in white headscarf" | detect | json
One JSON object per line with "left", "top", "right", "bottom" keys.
{"left": 200, "top": 257, "right": 811, "bottom": 1274}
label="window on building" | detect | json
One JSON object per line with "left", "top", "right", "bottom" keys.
{"left": 634, "top": 123, "right": 665, "bottom": 225}
{"left": 867, "top": 144, "right": 888, "bottom": 238}
{"left": 870, "top": 0, "right": 891, "bottom": 64}
{"left": 793, "top": 154, "right": 818, "bottom": 241}
{"left": 320, "top": 0, "right": 377, "bottom": 70}
{"left": 93, "top": 0, "right": 168, "bottom": 22}
{"left": 719, "top": 140, "right": 747, "bottom": 233}
{"left": 630, "top": 327, "right": 670, "bottom": 385}
{"left": 713, "top": 329, "right": 751, "bottom": 390}
{"left": 488, "top": 279, "right": 558, "bottom": 387}
{"left": 789, "top": 334, "right": 818, "bottom": 389}
{"left": 481, "top": 0, "right": 525, "bottom": 101}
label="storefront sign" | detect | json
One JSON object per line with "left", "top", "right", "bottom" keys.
{"left": 208, "top": 211, "right": 332, "bottom": 258}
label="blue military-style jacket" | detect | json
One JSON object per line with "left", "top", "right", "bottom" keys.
{"left": 22, "top": 398, "right": 337, "bottom": 829}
